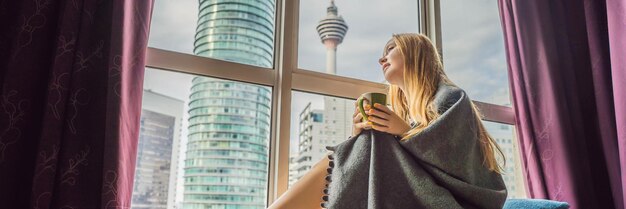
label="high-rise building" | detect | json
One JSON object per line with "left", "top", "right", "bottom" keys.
{"left": 316, "top": 0, "right": 348, "bottom": 74}
{"left": 483, "top": 121, "right": 525, "bottom": 198}
{"left": 322, "top": 97, "right": 354, "bottom": 143}
{"left": 288, "top": 154, "right": 299, "bottom": 187}
{"left": 182, "top": 0, "right": 274, "bottom": 209}
{"left": 194, "top": 0, "right": 275, "bottom": 67}
{"left": 290, "top": 97, "right": 353, "bottom": 184}
{"left": 293, "top": 104, "right": 325, "bottom": 181}
{"left": 132, "top": 90, "right": 184, "bottom": 209}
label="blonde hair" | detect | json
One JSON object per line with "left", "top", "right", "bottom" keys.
{"left": 385, "top": 33, "right": 505, "bottom": 173}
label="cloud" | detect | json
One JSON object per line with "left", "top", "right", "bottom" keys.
{"left": 440, "top": 0, "right": 511, "bottom": 105}
{"left": 143, "top": 68, "right": 193, "bottom": 101}
{"left": 148, "top": 0, "right": 198, "bottom": 54}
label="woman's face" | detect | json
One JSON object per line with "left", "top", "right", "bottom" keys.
{"left": 379, "top": 39, "right": 405, "bottom": 88}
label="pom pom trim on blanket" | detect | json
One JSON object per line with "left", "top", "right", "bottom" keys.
{"left": 321, "top": 146, "right": 336, "bottom": 208}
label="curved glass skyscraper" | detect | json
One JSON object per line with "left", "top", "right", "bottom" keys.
{"left": 184, "top": 0, "right": 274, "bottom": 209}
{"left": 194, "top": 0, "right": 274, "bottom": 67}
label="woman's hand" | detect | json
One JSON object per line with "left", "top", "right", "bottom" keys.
{"left": 366, "top": 103, "right": 412, "bottom": 137}
{"left": 352, "top": 100, "right": 372, "bottom": 137}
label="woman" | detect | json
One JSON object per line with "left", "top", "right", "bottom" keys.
{"left": 269, "top": 33, "right": 506, "bottom": 209}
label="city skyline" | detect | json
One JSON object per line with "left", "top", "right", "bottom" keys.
{"left": 141, "top": 0, "right": 522, "bottom": 206}
{"left": 145, "top": 0, "right": 512, "bottom": 154}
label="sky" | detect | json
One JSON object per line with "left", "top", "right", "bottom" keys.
{"left": 143, "top": 0, "right": 513, "bottom": 202}
{"left": 144, "top": 0, "right": 511, "bottom": 101}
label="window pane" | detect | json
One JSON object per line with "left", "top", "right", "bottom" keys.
{"left": 289, "top": 91, "right": 355, "bottom": 187}
{"left": 149, "top": 0, "right": 276, "bottom": 68}
{"left": 482, "top": 121, "right": 527, "bottom": 198}
{"left": 133, "top": 68, "right": 272, "bottom": 209}
{"left": 440, "top": 1, "right": 511, "bottom": 106}
{"left": 298, "top": 0, "right": 419, "bottom": 83}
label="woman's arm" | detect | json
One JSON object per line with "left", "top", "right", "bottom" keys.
{"left": 267, "top": 155, "right": 329, "bottom": 209}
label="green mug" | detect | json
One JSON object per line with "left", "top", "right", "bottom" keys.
{"left": 357, "top": 92, "right": 387, "bottom": 123}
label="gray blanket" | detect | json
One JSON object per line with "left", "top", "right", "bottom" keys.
{"left": 322, "top": 84, "right": 508, "bottom": 209}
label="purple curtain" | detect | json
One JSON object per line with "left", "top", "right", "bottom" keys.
{"left": 0, "top": 0, "right": 154, "bottom": 208}
{"left": 498, "top": 0, "right": 625, "bottom": 208}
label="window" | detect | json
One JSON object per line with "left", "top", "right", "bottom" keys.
{"left": 311, "top": 113, "right": 324, "bottom": 122}
{"left": 141, "top": 0, "right": 524, "bottom": 207}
